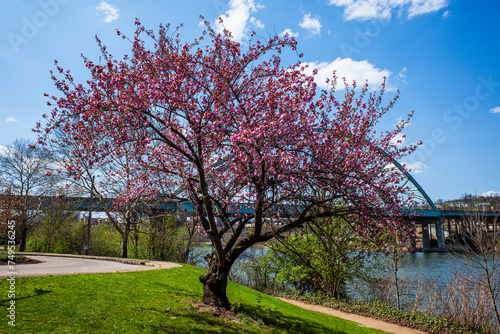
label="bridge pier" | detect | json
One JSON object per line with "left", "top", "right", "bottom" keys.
{"left": 414, "top": 217, "right": 447, "bottom": 252}
{"left": 410, "top": 232, "right": 417, "bottom": 252}
{"left": 436, "top": 217, "right": 446, "bottom": 250}
{"left": 421, "top": 222, "right": 430, "bottom": 250}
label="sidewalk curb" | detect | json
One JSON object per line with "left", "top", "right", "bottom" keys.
{"left": 19, "top": 252, "right": 181, "bottom": 269}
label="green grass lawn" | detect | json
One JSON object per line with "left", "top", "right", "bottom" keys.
{"left": 0, "top": 265, "right": 386, "bottom": 333}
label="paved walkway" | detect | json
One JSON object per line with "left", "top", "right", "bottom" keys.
{"left": 278, "top": 298, "right": 428, "bottom": 334}
{"left": 0, "top": 253, "right": 181, "bottom": 278}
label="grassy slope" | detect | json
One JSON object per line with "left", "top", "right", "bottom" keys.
{"left": 0, "top": 265, "right": 386, "bottom": 333}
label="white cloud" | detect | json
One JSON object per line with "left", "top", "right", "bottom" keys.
{"left": 215, "top": 0, "right": 264, "bottom": 42}
{"left": 392, "top": 116, "right": 409, "bottom": 128}
{"left": 398, "top": 67, "right": 407, "bottom": 80}
{"left": 441, "top": 10, "right": 451, "bottom": 19}
{"left": 95, "top": 1, "right": 119, "bottom": 23}
{"left": 403, "top": 161, "right": 428, "bottom": 174}
{"left": 0, "top": 145, "right": 8, "bottom": 156}
{"left": 249, "top": 17, "right": 264, "bottom": 29}
{"left": 5, "top": 117, "right": 18, "bottom": 123}
{"left": 328, "top": 0, "right": 449, "bottom": 21}
{"left": 390, "top": 133, "right": 407, "bottom": 147}
{"left": 390, "top": 67, "right": 408, "bottom": 87}
{"left": 279, "top": 28, "right": 299, "bottom": 38}
{"left": 489, "top": 106, "right": 500, "bottom": 113}
{"left": 481, "top": 190, "right": 500, "bottom": 197}
{"left": 302, "top": 57, "right": 391, "bottom": 90}
{"left": 408, "top": 0, "right": 448, "bottom": 18}
{"left": 299, "top": 13, "right": 322, "bottom": 35}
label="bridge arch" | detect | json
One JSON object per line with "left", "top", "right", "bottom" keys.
{"left": 389, "top": 159, "right": 438, "bottom": 212}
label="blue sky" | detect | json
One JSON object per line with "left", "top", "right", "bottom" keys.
{"left": 1, "top": 0, "right": 499, "bottom": 201}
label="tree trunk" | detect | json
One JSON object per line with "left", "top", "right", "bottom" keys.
{"left": 133, "top": 226, "right": 139, "bottom": 259}
{"left": 199, "top": 262, "right": 231, "bottom": 310}
{"left": 182, "top": 227, "right": 195, "bottom": 264}
{"left": 19, "top": 227, "right": 28, "bottom": 252}
{"left": 121, "top": 223, "right": 130, "bottom": 258}
{"left": 182, "top": 238, "right": 192, "bottom": 264}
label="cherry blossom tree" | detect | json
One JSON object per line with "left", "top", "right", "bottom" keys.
{"left": 37, "top": 19, "right": 419, "bottom": 309}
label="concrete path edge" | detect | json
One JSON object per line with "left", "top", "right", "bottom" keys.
{"left": 18, "top": 252, "right": 182, "bottom": 269}
{"left": 278, "top": 298, "right": 428, "bottom": 334}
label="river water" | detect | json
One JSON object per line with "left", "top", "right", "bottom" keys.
{"left": 394, "top": 252, "right": 473, "bottom": 282}
{"left": 196, "top": 247, "right": 489, "bottom": 285}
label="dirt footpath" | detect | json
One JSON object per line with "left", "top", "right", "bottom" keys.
{"left": 278, "top": 298, "right": 428, "bottom": 334}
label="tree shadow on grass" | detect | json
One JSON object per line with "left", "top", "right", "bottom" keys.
{"left": 144, "top": 310, "right": 251, "bottom": 334}
{"left": 154, "top": 282, "right": 201, "bottom": 299}
{"left": 145, "top": 302, "right": 357, "bottom": 334}
{"left": 0, "top": 288, "right": 51, "bottom": 306}
{"left": 233, "top": 302, "right": 356, "bottom": 334}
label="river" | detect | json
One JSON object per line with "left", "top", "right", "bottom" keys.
{"left": 394, "top": 252, "right": 475, "bottom": 282}
{"left": 195, "top": 246, "right": 492, "bottom": 285}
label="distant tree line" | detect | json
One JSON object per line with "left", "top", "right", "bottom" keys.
{"left": 0, "top": 138, "right": 204, "bottom": 262}
{"left": 435, "top": 194, "right": 500, "bottom": 211}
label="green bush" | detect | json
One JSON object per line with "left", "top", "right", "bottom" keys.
{"left": 245, "top": 218, "right": 377, "bottom": 300}
{"left": 89, "top": 223, "right": 122, "bottom": 257}
{"left": 27, "top": 219, "right": 86, "bottom": 255}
